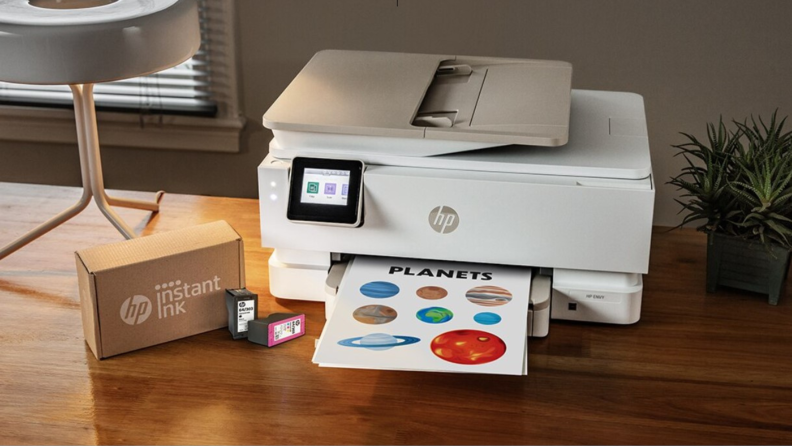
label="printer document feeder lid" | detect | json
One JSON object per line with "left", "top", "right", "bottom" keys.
{"left": 268, "top": 90, "right": 653, "bottom": 181}
{"left": 263, "top": 50, "right": 573, "bottom": 154}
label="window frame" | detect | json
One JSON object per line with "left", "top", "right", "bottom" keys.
{"left": 0, "top": 0, "right": 244, "bottom": 153}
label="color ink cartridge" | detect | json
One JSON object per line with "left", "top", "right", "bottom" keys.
{"left": 225, "top": 288, "right": 258, "bottom": 340}
{"left": 248, "top": 313, "right": 305, "bottom": 347}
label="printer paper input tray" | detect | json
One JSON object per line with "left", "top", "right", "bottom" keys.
{"left": 269, "top": 90, "right": 652, "bottom": 180}
{"left": 263, "top": 50, "right": 573, "bottom": 155}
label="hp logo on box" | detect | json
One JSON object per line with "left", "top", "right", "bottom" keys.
{"left": 429, "top": 206, "right": 459, "bottom": 234}
{"left": 120, "top": 295, "right": 152, "bottom": 325}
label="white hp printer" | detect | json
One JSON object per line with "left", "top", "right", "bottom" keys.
{"left": 258, "top": 50, "right": 654, "bottom": 337}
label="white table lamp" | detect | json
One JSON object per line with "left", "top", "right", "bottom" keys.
{"left": 0, "top": 0, "right": 200, "bottom": 259}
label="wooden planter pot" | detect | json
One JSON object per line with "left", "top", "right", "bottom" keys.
{"left": 706, "top": 232, "right": 791, "bottom": 305}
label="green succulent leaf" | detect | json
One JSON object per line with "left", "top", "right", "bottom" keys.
{"left": 669, "top": 112, "right": 792, "bottom": 249}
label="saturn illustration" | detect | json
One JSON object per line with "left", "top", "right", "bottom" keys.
{"left": 337, "top": 333, "right": 420, "bottom": 351}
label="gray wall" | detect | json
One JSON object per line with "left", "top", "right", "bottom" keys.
{"left": 1, "top": 0, "right": 791, "bottom": 227}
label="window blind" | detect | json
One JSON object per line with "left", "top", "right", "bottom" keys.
{"left": 0, "top": 0, "right": 217, "bottom": 117}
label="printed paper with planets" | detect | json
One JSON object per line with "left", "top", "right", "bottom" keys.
{"left": 312, "top": 256, "right": 532, "bottom": 375}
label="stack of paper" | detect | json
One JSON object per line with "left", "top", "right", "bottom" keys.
{"left": 313, "top": 256, "right": 532, "bottom": 375}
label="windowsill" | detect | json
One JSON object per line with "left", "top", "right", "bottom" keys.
{"left": 0, "top": 105, "right": 246, "bottom": 153}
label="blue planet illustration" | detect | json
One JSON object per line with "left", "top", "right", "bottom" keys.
{"left": 474, "top": 312, "right": 502, "bottom": 325}
{"left": 338, "top": 333, "right": 420, "bottom": 350}
{"left": 360, "top": 281, "right": 400, "bottom": 298}
{"left": 416, "top": 307, "right": 454, "bottom": 324}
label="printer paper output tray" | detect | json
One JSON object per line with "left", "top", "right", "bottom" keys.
{"left": 268, "top": 249, "right": 640, "bottom": 340}
{"left": 313, "top": 256, "right": 540, "bottom": 374}
{"left": 320, "top": 258, "right": 552, "bottom": 339}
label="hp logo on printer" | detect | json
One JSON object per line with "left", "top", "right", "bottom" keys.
{"left": 429, "top": 206, "right": 459, "bottom": 234}
{"left": 120, "top": 295, "right": 153, "bottom": 325}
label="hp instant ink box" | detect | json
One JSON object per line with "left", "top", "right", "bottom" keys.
{"left": 75, "top": 221, "right": 245, "bottom": 359}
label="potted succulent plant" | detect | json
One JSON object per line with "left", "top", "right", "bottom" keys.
{"left": 669, "top": 112, "right": 792, "bottom": 305}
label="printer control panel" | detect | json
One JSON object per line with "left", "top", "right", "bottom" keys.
{"left": 287, "top": 157, "right": 364, "bottom": 227}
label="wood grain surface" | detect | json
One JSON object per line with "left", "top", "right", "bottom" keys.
{"left": 1, "top": 182, "right": 792, "bottom": 445}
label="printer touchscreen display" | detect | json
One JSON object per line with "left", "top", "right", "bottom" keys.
{"left": 300, "top": 168, "right": 350, "bottom": 206}
{"left": 287, "top": 157, "right": 364, "bottom": 226}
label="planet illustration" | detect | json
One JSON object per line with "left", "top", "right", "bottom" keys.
{"left": 430, "top": 329, "right": 506, "bottom": 365}
{"left": 465, "top": 285, "right": 513, "bottom": 307}
{"left": 416, "top": 306, "right": 454, "bottom": 324}
{"left": 360, "top": 281, "right": 400, "bottom": 298}
{"left": 473, "top": 312, "right": 502, "bottom": 325}
{"left": 353, "top": 305, "right": 398, "bottom": 325}
{"left": 338, "top": 333, "right": 420, "bottom": 351}
{"left": 416, "top": 286, "right": 448, "bottom": 300}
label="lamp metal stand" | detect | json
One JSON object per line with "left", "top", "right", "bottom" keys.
{"left": 0, "top": 83, "right": 163, "bottom": 260}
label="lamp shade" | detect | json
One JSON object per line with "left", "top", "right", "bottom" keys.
{"left": 0, "top": 0, "right": 200, "bottom": 85}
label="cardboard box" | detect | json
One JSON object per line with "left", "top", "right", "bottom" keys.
{"left": 75, "top": 221, "right": 245, "bottom": 359}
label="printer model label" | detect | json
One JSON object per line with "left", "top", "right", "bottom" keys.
{"left": 568, "top": 290, "right": 623, "bottom": 303}
{"left": 428, "top": 206, "right": 459, "bottom": 234}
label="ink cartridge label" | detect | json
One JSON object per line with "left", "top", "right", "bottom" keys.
{"left": 268, "top": 314, "right": 305, "bottom": 346}
{"left": 273, "top": 317, "right": 301, "bottom": 342}
{"left": 237, "top": 299, "right": 256, "bottom": 332}
{"left": 248, "top": 313, "right": 305, "bottom": 347}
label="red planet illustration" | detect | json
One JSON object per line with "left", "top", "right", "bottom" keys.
{"left": 430, "top": 329, "right": 506, "bottom": 365}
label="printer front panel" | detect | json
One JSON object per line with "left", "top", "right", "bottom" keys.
{"left": 259, "top": 155, "right": 654, "bottom": 275}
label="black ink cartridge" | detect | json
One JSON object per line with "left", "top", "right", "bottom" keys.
{"left": 225, "top": 288, "right": 258, "bottom": 340}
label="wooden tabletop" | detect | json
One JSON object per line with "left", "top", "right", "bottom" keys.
{"left": 1, "top": 182, "right": 792, "bottom": 445}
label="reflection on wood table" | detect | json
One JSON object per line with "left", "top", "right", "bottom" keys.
{"left": 1, "top": 182, "right": 792, "bottom": 445}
